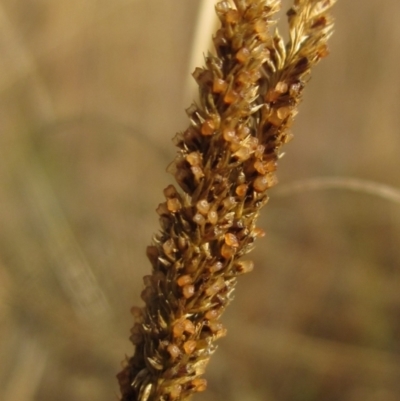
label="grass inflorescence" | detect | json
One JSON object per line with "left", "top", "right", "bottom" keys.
{"left": 117, "top": 1, "right": 336, "bottom": 400}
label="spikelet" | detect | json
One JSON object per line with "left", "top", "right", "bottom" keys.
{"left": 117, "top": 1, "right": 335, "bottom": 400}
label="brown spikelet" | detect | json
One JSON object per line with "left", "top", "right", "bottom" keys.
{"left": 117, "top": 1, "right": 336, "bottom": 400}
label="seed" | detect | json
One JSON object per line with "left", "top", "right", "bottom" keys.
{"left": 236, "top": 260, "right": 254, "bottom": 274}
{"left": 254, "top": 144, "right": 265, "bottom": 158}
{"left": 182, "top": 284, "right": 195, "bottom": 299}
{"left": 247, "top": 136, "right": 258, "bottom": 149}
{"left": 169, "top": 385, "right": 182, "bottom": 400}
{"left": 209, "top": 261, "right": 223, "bottom": 273}
{"left": 167, "top": 198, "right": 182, "bottom": 212}
{"left": 265, "top": 159, "right": 278, "bottom": 171}
{"left": 236, "top": 184, "right": 248, "bottom": 197}
{"left": 219, "top": 328, "right": 228, "bottom": 338}
{"left": 236, "top": 172, "right": 245, "bottom": 187}
{"left": 221, "top": 243, "right": 234, "bottom": 259}
{"left": 205, "top": 309, "right": 220, "bottom": 320}
{"left": 238, "top": 125, "right": 251, "bottom": 138}
{"left": 215, "top": 1, "right": 230, "bottom": 13}
{"left": 236, "top": 47, "right": 250, "bottom": 63}
{"left": 190, "top": 166, "right": 204, "bottom": 181}
{"left": 192, "top": 67, "right": 205, "bottom": 84}
{"left": 225, "top": 9, "right": 239, "bottom": 23}
{"left": 254, "top": 19, "right": 268, "bottom": 40}
{"left": 186, "top": 151, "right": 202, "bottom": 166}
{"left": 193, "top": 213, "right": 205, "bottom": 225}
{"left": 167, "top": 343, "right": 180, "bottom": 359}
{"left": 222, "top": 127, "right": 237, "bottom": 142}
{"left": 253, "top": 227, "right": 266, "bottom": 238}
{"left": 183, "top": 340, "right": 197, "bottom": 354}
{"left": 254, "top": 160, "right": 266, "bottom": 174}
{"left": 177, "top": 275, "right": 192, "bottom": 287}
{"left": 317, "top": 44, "right": 330, "bottom": 58}
{"left": 236, "top": 71, "right": 250, "bottom": 85}
{"left": 196, "top": 199, "right": 210, "bottom": 215}
{"left": 268, "top": 173, "right": 278, "bottom": 187}
{"left": 208, "top": 320, "right": 224, "bottom": 333}
{"left": 191, "top": 378, "right": 207, "bottom": 392}
{"left": 130, "top": 306, "right": 143, "bottom": 320}
{"left": 282, "top": 130, "right": 294, "bottom": 144}
{"left": 194, "top": 68, "right": 213, "bottom": 86}
{"left": 213, "top": 28, "right": 227, "bottom": 49}
{"left": 275, "top": 81, "right": 288, "bottom": 93}
{"left": 290, "top": 82, "right": 302, "bottom": 96}
{"left": 191, "top": 166, "right": 205, "bottom": 181}
{"left": 253, "top": 175, "right": 269, "bottom": 192}
{"left": 223, "top": 89, "right": 239, "bottom": 104}
{"left": 254, "top": 19, "right": 266, "bottom": 33}
{"left": 205, "top": 276, "right": 225, "bottom": 296}
{"left": 183, "top": 319, "right": 196, "bottom": 334}
{"left": 208, "top": 320, "right": 227, "bottom": 339}
{"left": 163, "top": 184, "right": 178, "bottom": 198}
{"left": 201, "top": 119, "right": 215, "bottom": 136}
{"left": 234, "top": 146, "right": 251, "bottom": 161}
{"left": 213, "top": 78, "right": 228, "bottom": 94}
{"left": 268, "top": 109, "right": 284, "bottom": 126}
{"left": 207, "top": 210, "right": 218, "bottom": 225}
{"left": 277, "top": 106, "right": 291, "bottom": 120}
{"left": 223, "top": 196, "right": 236, "bottom": 209}
{"left": 156, "top": 202, "right": 169, "bottom": 216}
{"left": 225, "top": 233, "right": 239, "bottom": 247}
{"left": 172, "top": 321, "right": 185, "bottom": 338}
{"left": 163, "top": 239, "right": 176, "bottom": 256}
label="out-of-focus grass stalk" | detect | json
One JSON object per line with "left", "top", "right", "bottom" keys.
{"left": 2, "top": 336, "right": 47, "bottom": 401}
{"left": 0, "top": 0, "right": 110, "bottom": 323}
{"left": 275, "top": 176, "right": 400, "bottom": 205}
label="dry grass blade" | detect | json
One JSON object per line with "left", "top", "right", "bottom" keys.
{"left": 0, "top": 0, "right": 110, "bottom": 323}
{"left": 0, "top": 2, "right": 53, "bottom": 119}
{"left": 18, "top": 160, "right": 111, "bottom": 321}
{"left": 2, "top": 337, "right": 47, "bottom": 401}
{"left": 275, "top": 176, "right": 400, "bottom": 205}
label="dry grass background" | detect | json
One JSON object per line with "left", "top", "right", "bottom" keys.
{"left": 1, "top": 1, "right": 400, "bottom": 400}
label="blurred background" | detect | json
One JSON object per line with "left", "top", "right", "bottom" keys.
{"left": 1, "top": 1, "right": 400, "bottom": 400}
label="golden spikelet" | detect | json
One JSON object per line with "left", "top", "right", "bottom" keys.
{"left": 117, "top": 1, "right": 336, "bottom": 400}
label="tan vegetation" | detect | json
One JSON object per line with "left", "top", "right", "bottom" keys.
{"left": 0, "top": 1, "right": 400, "bottom": 401}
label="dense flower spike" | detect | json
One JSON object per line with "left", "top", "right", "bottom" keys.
{"left": 117, "top": 1, "right": 335, "bottom": 400}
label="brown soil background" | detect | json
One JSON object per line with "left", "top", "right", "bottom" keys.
{"left": 1, "top": 1, "right": 400, "bottom": 400}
